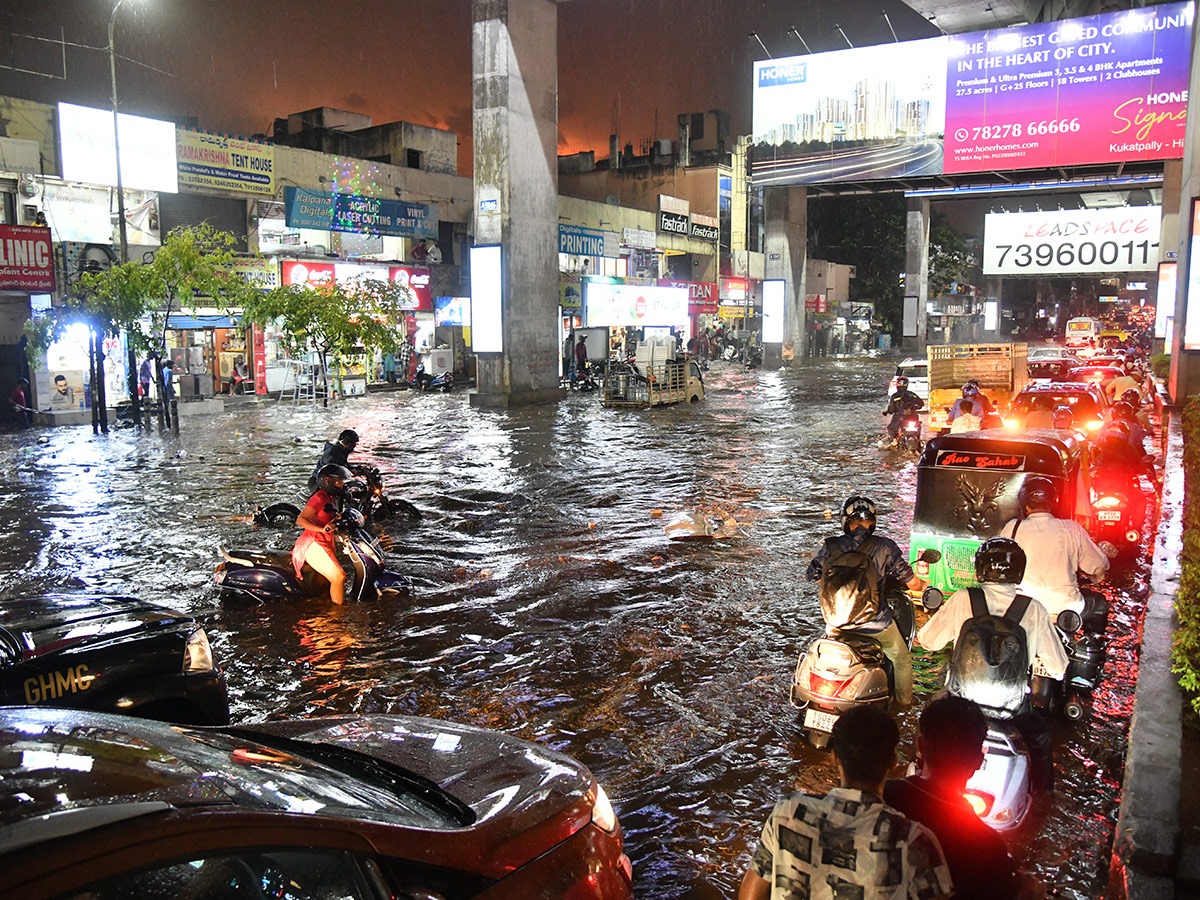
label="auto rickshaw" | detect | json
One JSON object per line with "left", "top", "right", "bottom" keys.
{"left": 909, "top": 429, "right": 1092, "bottom": 594}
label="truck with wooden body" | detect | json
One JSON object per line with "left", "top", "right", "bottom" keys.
{"left": 601, "top": 340, "right": 705, "bottom": 408}
{"left": 926, "top": 343, "right": 1028, "bottom": 433}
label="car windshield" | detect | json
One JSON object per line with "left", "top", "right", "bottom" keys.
{"left": 1015, "top": 392, "right": 1099, "bottom": 417}
{"left": 897, "top": 364, "right": 926, "bottom": 379}
{"left": 0, "top": 715, "right": 469, "bottom": 836}
{"left": 1028, "top": 362, "right": 1069, "bottom": 378}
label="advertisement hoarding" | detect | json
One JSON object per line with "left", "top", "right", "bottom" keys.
{"left": 982, "top": 206, "right": 1161, "bottom": 275}
{"left": 435, "top": 296, "right": 470, "bottom": 326}
{"left": 278, "top": 260, "right": 431, "bottom": 309}
{"left": 584, "top": 282, "right": 688, "bottom": 328}
{"left": 762, "top": 280, "right": 785, "bottom": 343}
{"left": 0, "top": 225, "right": 55, "bottom": 291}
{"left": 58, "top": 102, "right": 178, "bottom": 193}
{"left": 177, "top": 130, "right": 275, "bottom": 195}
{"left": 1155, "top": 260, "right": 1176, "bottom": 338}
{"left": 283, "top": 186, "right": 438, "bottom": 238}
{"left": 470, "top": 246, "right": 504, "bottom": 353}
{"left": 751, "top": 2, "right": 1192, "bottom": 185}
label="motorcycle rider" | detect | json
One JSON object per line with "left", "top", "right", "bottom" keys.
{"left": 1023, "top": 395, "right": 1056, "bottom": 429}
{"left": 966, "top": 378, "right": 995, "bottom": 415}
{"left": 999, "top": 477, "right": 1110, "bottom": 632}
{"left": 1119, "top": 387, "right": 1153, "bottom": 434}
{"left": 308, "top": 429, "right": 363, "bottom": 492}
{"left": 807, "top": 497, "right": 927, "bottom": 709}
{"left": 1052, "top": 405, "right": 1075, "bottom": 430}
{"left": 947, "top": 383, "right": 983, "bottom": 432}
{"left": 1099, "top": 401, "right": 1148, "bottom": 450}
{"left": 881, "top": 375, "right": 924, "bottom": 446}
{"left": 1093, "top": 420, "right": 1158, "bottom": 487}
{"left": 292, "top": 464, "right": 352, "bottom": 605}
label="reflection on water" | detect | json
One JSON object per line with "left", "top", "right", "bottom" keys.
{"left": 0, "top": 357, "right": 1149, "bottom": 899}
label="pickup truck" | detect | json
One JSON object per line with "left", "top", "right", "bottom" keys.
{"left": 927, "top": 343, "right": 1028, "bottom": 433}
{"left": 602, "top": 340, "right": 705, "bottom": 408}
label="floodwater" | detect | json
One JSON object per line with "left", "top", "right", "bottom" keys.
{"left": 0, "top": 356, "right": 1152, "bottom": 898}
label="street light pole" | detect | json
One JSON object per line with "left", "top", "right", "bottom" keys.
{"left": 108, "top": 0, "right": 129, "bottom": 266}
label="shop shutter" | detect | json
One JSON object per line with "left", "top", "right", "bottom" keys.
{"left": 157, "top": 194, "right": 248, "bottom": 251}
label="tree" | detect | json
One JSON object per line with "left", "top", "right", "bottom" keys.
{"left": 928, "top": 211, "right": 975, "bottom": 298}
{"left": 239, "top": 277, "right": 414, "bottom": 407}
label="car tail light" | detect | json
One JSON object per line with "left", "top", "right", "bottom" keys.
{"left": 810, "top": 673, "right": 851, "bottom": 699}
{"left": 592, "top": 783, "right": 618, "bottom": 833}
{"left": 184, "top": 629, "right": 216, "bottom": 673}
{"left": 1086, "top": 419, "right": 1104, "bottom": 431}
{"left": 964, "top": 789, "right": 994, "bottom": 817}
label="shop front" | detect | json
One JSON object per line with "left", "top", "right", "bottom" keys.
{"left": 582, "top": 280, "right": 690, "bottom": 358}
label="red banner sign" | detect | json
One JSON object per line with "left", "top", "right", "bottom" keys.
{"left": 805, "top": 293, "right": 827, "bottom": 313}
{"left": 279, "top": 260, "right": 432, "bottom": 311}
{"left": 935, "top": 451, "right": 1026, "bottom": 471}
{"left": 0, "top": 225, "right": 55, "bottom": 291}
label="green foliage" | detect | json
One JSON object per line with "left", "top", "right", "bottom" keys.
{"left": 1151, "top": 353, "right": 1171, "bottom": 381}
{"left": 928, "top": 211, "right": 975, "bottom": 297}
{"left": 1173, "top": 396, "right": 1200, "bottom": 714}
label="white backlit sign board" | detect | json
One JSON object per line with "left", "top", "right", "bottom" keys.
{"left": 1156, "top": 261, "right": 1176, "bottom": 339}
{"left": 470, "top": 245, "right": 503, "bottom": 353}
{"left": 983, "top": 207, "right": 1161, "bottom": 276}
{"left": 58, "top": 102, "right": 178, "bottom": 194}
{"left": 583, "top": 282, "right": 688, "bottom": 328}
{"left": 1184, "top": 201, "right": 1200, "bottom": 350}
{"left": 762, "top": 279, "right": 785, "bottom": 343}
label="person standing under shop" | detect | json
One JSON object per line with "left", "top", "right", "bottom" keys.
{"left": 574, "top": 334, "right": 589, "bottom": 378}
{"left": 397, "top": 333, "right": 415, "bottom": 385}
{"left": 425, "top": 240, "right": 442, "bottom": 264}
{"left": 10, "top": 378, "right": 31, "bottom": 427}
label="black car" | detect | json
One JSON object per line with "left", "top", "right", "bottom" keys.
{"left": 0, "top": 594, "right": 229, "bottom": 725}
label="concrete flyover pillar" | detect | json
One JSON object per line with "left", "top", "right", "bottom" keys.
{"left": 1171, "top": 12, "right": 1200, "bottom": 401}
{"left": 471, "top": 0, "right": 565, "bottom": 408}
{"left": 763, "top": 186, "right": 807, "bottom": 366}
{"left": 904, "top": 197, "right": 930, "bottom": 354}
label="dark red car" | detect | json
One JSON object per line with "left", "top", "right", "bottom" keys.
{"left": 1, "top": 707, "right": 633, "bottom": 899}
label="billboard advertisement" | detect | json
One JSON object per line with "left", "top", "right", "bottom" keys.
{"left": 982, "top": 206, "right": 1162, "bottom": 275}
{"left": 752, "top": 2, "right": 1192, "bottom": 185}
{"left": 584, "top": 282, "right": 688, "bottom": 328}
{"left": 58, "top": 102, "right": 178, "bottom": 193}
{"left": 177, "top": 129, "right": 275, "bottom": 196}
{"left": 0, "top": 225, "right": 55, "bottom": 291}
{"left": 1156, "top": 260, "right": 1176, "bottom": 338}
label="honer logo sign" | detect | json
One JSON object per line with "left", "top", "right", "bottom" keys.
{"left": 936, "top": 451, "right": 1025, "bottom": 471}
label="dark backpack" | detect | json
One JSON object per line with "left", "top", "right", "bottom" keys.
{"left": 819, "top": 536, "right": 883, "bottom": 630}
{"left": 946, "top": 588, "right": 1032, "bottom": 717}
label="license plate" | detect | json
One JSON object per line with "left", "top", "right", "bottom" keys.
{"left": 1097, "top": 510, "right": 1122, "bottom": 521}
{"left": 804, "top": 708, "right": 839, "bottom": 733}
{"left": 1032, "top": 659, "right": 1053, "bottom": 678}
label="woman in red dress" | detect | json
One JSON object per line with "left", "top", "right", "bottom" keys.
{"left": 292, "top": 464, "right": 352, "bottom": 604}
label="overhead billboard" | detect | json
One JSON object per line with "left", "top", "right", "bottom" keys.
{"left": 751, "top": 1, "right": 1192, "bottom": 185}
{"left": 58, "top": 102, "right": 178, "bottom": 193}
{"left": 982, "top": 206, "right": 1162, "bottom": 275}
{"left": 584, "top": 282, "right": 688, "bottom": 328}
{"left": 177, "top": 129, "right": 275, "bottom": 196}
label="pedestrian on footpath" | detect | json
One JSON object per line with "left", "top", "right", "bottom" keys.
{"left": 738, "top": 705, "right": 952, "bottom": 900}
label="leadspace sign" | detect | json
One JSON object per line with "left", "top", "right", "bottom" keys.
{"left": 982, "top": 206, "right": 1162, "bottom": 275}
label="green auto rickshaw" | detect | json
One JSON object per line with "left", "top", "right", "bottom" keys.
{"left": 909, "top": 428, "right": 1093, "bottom": 595}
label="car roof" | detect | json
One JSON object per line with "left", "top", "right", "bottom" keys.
{"left": 897, "top": 358, "right": 927, "bottom": 368}
{"left": 1068, "top": 365, "right": 1122, "bottom": 374}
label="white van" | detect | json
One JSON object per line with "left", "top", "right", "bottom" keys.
{"left": 889, "top": 358, "right": 929, "bottom": 401}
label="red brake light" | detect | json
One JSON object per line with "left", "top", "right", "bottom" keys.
{"left": 810, "top": 673, "right": 851, "bottom": 699}
{"left": 964, "top": 789, "right": 994, "bottom": 817}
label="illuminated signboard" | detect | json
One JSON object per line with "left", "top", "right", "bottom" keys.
{"left": 1155, "top": 260, "right": 1176, "bottom": 338}
{"left": 583, "top": 282, "right": 688, "bottom": 328}
{"left": 470, "top": 245, "right": 503, "bottom": 353}
{"left": 435, "top": 296, "right": 469, "bottom": 326}
{"left": 762, "top": 279, "right": 785, "bottom": 343}
{"left": 58, "top": 102, "right": 178, "bottom": 193}
{"left": 278, "top": 260, "right": 431, "bottom": 310}
{"left": 982, "top": 207, "right": 1161, "bottom": 275}
{"left": 935, "top": 450, "right": 1026, "bottom": 470}
{"left": 751, "top": 2, "right": 1192, "bottom": 185}
{"left": 1184, "top": 200, "right": 1200, "bottom": 350}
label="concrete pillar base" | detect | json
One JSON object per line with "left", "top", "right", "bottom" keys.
{"left": 470, "top": 387, "right": 566, "bottom": 409}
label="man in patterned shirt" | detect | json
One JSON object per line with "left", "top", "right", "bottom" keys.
{"left": 738, "top": 706, "right": 952, "bottom": 900}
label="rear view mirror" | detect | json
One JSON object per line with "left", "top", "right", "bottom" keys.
{"left": 1056, "top": 609, "right": 1082, "bottom": 634}
{"left": 919, "top": 549, "right": 942, "bottom": 564}
{"left": 922, "top": 587, "right": 944, "bottom": 611}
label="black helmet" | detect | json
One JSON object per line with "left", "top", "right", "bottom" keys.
{"left": 1053, "top": 405, "right": 1074, "bottom": 427}
{"left": 317, "top": 464, "right": 353, "bottom": 496}
{"left": 1120, "top": 388, "right": 1141, "bottom": 406}
{"left": 1105, "top": 420, "right": 1132, "bottom": 441}
{"left": 895, "top": 376, "right": 909, "bottom": 390}
{"left": 337, "top": 429, "right": 359, "bottom": 450}
{"left": 1018, "top": 476, "right": 1057, "bottom": 512}
{"left": 841, "top": 496, "right": 877, "bottom": 534}
{"left": 1111, "top": 401, "right": 1135, "bottom": 422}
{"left": 975, "top": 537, "right": 1027, "bottom": 584}
{"left": 962, "top": 382, "right": 979, "bottom": 397}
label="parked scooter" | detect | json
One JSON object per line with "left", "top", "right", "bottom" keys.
{"left": 216, "top": 508, "right": 411, "bottom": 602}
{"left": 790, "top": 553, "right": 942, "bottom": 749}
{"left": 253, "top": 466, "right": 421, "bottom": 526}
{"left": 413, "top": 363, "right": 453, "bottom": 392}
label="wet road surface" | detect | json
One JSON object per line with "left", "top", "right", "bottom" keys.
{"left": 0, "top": 356, "right": 1153, "bottom": 898}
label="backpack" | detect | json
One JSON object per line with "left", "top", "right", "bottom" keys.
{"left": 819, "top": 536, "right": 883, "bottom": 630}
{"left": 946, "top": 588, "right": 1032, "bottom": 717}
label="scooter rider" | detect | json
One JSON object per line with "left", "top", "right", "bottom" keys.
{"left": 308, "top": 429, "right": 363, "bottom": 492}
{"left": 882, "top": 376, "right": 924, "bottom": 445}
{"left": 292, "top": 464, "right": 352, "bottom": 605}
{"left": 947, "top": 383, "right": 983, "bottom": 426}
{"left": 807, "top": 497, "right": 928, "bottom": 709}
{"left": 999, "top": 477, "right": 1111, "bottom": 633}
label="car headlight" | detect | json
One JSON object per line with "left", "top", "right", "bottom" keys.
{"left": 184, "top": 628, "right": 216, "bottom": 673}
{"left": 592, "top": 783, "right": 618, "bottom": 833}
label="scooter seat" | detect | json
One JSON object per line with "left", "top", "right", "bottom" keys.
{"left": 829, "top": 632, "right": 886, "bottom": 663}
{"left": 220, "top": 547, "right": 293, "bottom": 570}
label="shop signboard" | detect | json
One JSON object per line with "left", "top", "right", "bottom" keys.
{"left": 278, "top": 260, "right": 431, "bottom": 310}
{"left": 57, "top": 102, "right": 178, "bottom": 193}
{"left": 720, "top": 276, "right": 749, "bottom": 301}
{"left": 283, "top": 186, "right": 438, "bottom": 239}
{"left": 805, "top": 293, "right": 828, "bottom": 313}
{"left": 584, "top": 282, "right": 688, "bottom": 328}
{"left": 982, "top": 206, "right": 1161, "bottom": 275}
{"left": 658, "top": 210, "right": 690, "bottom": 236}
{"left": 388, "top": 265, "right": 433, "bottom": 311}
{"left": 435, "top": 296, "right": 470, "bottom": 326}
{"left": 659, "top": 279, "right": 718, "bottom": 314}
{"left": 751, "top": 2, "right": 1192, "bottom": 184}
{"left": 230, "top": 257, "right": 279, "bottom": 290}
{"left": 177, "top": 129, "right": 275, "bottom": 196}
{"left": 560, "top": 274, "right": 583, "bottom": 312}
{"left": 690, "top": 214, "right": 720, "bottom": 242}
{"left": 623, "top": 227, "right": 656, "bottom": 250}
{"left": 0, "top": 224, "right": 55, "bottom": 291}
{"left": 558, "top": 224, "right": 619, "bottom": 258}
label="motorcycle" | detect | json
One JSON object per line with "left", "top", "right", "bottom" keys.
{"left": 413, "top": 363, "right": 453, "bottom": 392}
{"left": 253, "top": 466, "right": 420, "bottom": 526}
{"left": 897, "top": 412, "right": 923, "bottom": 454}
{"left": 790, "top": 555, "right": 943, "bottom": 749}
{"left": 216, "top": 508, "right": 411, "bottom": 603}
{"left": 743, "top": 346, "right": 763, "bottom": 370}
{"left": 1089, "top": 463, "right": 1153, "bottom": 560}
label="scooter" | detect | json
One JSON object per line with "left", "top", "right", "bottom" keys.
{"left": 790, "top": 560, "right": 943, "bottom": 749}
{"left": 254, "top": 466, "right": 421, "bottom": 526}
{"left": 413, "top": 363, "right": 453, "bottom": 393}
{"left": 216, "top": 508, "right": 411, "bottom": 602}
{"left": 1089, "top": 464, "right": 1152, "bottom": 560}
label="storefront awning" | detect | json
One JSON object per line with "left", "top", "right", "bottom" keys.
{"left": 166, "top": 314, "right": 239, "bottom": 330}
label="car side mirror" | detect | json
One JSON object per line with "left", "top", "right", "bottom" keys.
{"left": 1056, "top": 609, "right": 1082, "bottom": 633}
{"left": 922, "top": 587, "right": 944, "bottom": 611}
{"left": 919, "top": 549, "right": 942, "bottom": 564}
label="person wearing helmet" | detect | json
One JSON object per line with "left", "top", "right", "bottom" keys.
{"left": 1000, "top": 477, "right": 1110, "bottom": 630}
{"left": 807, "top": 496, "right": 928, "bottom": 708}
{"left": 1105, "top": 365, "right": 1141, "bottom": 403}
{"left": 947, "top": 383, "right": 983, "bottom": 432}
{"left": 881, "top": 375, "right": 924, "bottom": 446}
{"left": 1099, "top": 401, "right": 1148, "bottom": 450}
{"left": 966, "top": 378, "right": 995, "bottom": 414}
{"left": 291, "top": 464, "right": 352, "bottom": 604}
{"left": 308, "top": 429, "right": 362, "bottom": 492}
{"left": 1024, "top": 394, "right": 1056, "bottom": 429}
{"left": 1052, "top": 405, "right": 1076, "bottom": 429}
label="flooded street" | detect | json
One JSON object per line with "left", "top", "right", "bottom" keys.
{"left": 0, "top": 355, "right": 1151, "bottom": 899}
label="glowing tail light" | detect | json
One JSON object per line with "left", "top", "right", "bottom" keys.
{"left": 964, "top": 790, "right": 994, "bottom": 817}
{"left": 1086, "top": 419, "right": 1104, "bottom": 431}
{"left": 809, "top": 673, "right": 851, "bottom": 699}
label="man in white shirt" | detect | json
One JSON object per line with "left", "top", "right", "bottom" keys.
{"left": 998, "top": 476, "right": 1111, "bottom": 632}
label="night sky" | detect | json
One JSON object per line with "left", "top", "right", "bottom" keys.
{"left": 1, "top": 0, "right": 939, "bottom": 173}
